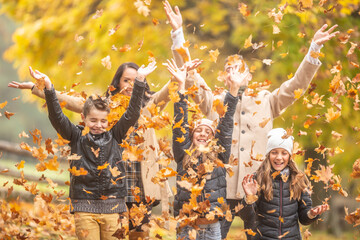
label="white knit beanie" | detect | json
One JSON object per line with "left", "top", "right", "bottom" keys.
{"left": 265, "top": 128, "right": 294, "bottom": 156}
{"left": 193, "top": 119, "right": 216, "bottom": 136}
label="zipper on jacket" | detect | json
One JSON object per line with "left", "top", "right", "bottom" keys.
{"left": 279, "top": 180, "right": 283, "bottom": 237}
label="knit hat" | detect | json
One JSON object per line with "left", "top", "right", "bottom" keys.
{"left": 193, "top": 119, "right": 216, "bottom": 136}
{"left": 265, "top": 128, "right": 294, "bottom": 156}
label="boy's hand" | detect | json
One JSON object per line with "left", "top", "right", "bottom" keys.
{"left": 137, "top": 61, "right": 157, "bottom": 81}
{"left": 8, "top": 81, "right": 35, "bottom": 90}
{"left": 165, "top": 58, "right": 186, "bottom": 90}
{"left": 242, "top": 174, "right": 258, "bottom": 197}
{"left": 29, "top": 66, "right": 52, "bottom": 90}
{"left": 309, "top": 204, "right": 329, "bottom": 217}
{"left": 183, "top": 59, "right": 203, "bottom": 72}
{"left": 313, "top": 24, "right": 339, "bottom": 46}
{"left": 163, "top": 0, "right": 182, "bottom": 31}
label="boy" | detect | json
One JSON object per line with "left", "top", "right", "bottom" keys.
{"left": 29, "top": 63, "right": 155, "bottom": 239}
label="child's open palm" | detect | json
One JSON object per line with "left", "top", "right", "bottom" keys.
{"left": 166, "top": 58, "right": 186, "bottom": 86}
{"left": 29, "top": 66, "right": 52, "bottom": 90}
{"left": 309, "top": 204, "right": 329, "bottom": 217}
{"left": 242, "top": 174, "right": 258, "bottom": 196}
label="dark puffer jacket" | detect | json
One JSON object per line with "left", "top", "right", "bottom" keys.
{"left": 45, "top": 80, "right": 145, "bottom": 201}
{"left": 172, "top": 92, "right": 238, "bottom": 217}
{"left": 240, "top": 167, "right": 319, "bottom": 240}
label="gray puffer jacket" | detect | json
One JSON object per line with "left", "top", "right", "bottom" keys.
{"left": 239, "top": 167, "right": 319, "bottom": 239}
{"left": 172, "top": 92, "right": 238, "bottom": 217}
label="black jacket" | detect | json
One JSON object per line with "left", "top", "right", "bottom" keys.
{"left": 172, "top": 92, "right": 238, "bottom": 217}
{"left": 45, "top": 80, "right": 145, "bottom": 200}
{"left": 239, "top": 167, "right": 318, "bottom": 239}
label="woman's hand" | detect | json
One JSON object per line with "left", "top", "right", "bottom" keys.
{"left": 8, "top": 81, "right": 35, "bottom": 90}
{"left": 163, "top": 0, "right": 183, "bottom": 31}
{"left": 28, "top": 66, "right": 52, "bottom": 90}
{"left": 137, "top": 61, "right": 157, "bottom": 81}
{"left": 313, "top": 24, "right": 339, "bottom": 46}
{"left": 227, "top": 65, "right": 250, "bottom": 97}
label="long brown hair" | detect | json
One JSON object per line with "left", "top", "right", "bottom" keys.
{"left": 256, "top": 154, "right": 310, "bottom": 201}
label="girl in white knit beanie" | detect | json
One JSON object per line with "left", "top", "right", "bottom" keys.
{"left": 239, "top": 128, "right": 329, "bottom": 239}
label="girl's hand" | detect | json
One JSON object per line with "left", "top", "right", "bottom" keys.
{"left": 8, "top": 81, "right": 35, "bottom": 90}
{"left": 137, "top": 61, "right": 157, "bottom": 81}
{"left": 228, "top": 65, "right": 250, "bottom": 97}
{"left": 313, "top": 24, "right": 339, "bottom": 46}
{"left": 163, "top": 0, "right": 183, "bottom": 31}
{"left": 309, "top": 204, "right": 329, "bottom": 217}
{"left": 166, "top": 58, "right": 186, "bottom": 90}
{"left": 29, "top": 66, "right": 52, "bottom": 90}
{"left": 242, "top": 174, "right": 258, "bottom": 196}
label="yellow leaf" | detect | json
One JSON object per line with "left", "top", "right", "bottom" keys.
{"left": 176, "top": 135, "right": 185, "bottom": 143}
{"left": 175, "top": 47, "right": 189, "bottom": 63}
{"left": 244, "top": 34, "right": 253, "bottom": 48}
{"left": 109, "top": 166, "right": 121, "bottom": 177}
{"left": 325, "top": 108, "right": 341, "bottom": 122}
{"left": 259, "top": 118, "right": 271, "bottom": 128}
{"left": 16, "top": 160, "right": 25, "bottom": 170}
{"left": 294, "top": 88, "right": 303, "bottom": 99}
{"left": 44, "top": 156, "right": 59, "bottom": 171}
{"left": 209, "top": 49, "right": 220, "bottom": 63}
{"left": 0, "top": 101, "right": 7, "bottom": 109}
{"left": 97, "top": 162, "right": 109, "bottom": 170}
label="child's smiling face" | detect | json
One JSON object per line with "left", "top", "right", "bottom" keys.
{"left": 269, "top": 148, "right": 290, "bottom": 171}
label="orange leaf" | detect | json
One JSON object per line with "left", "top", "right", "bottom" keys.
{"left": 259, "top": 118, "right": 271, "bottom": 128}
{"left": 244, "top": 35, "right": 253, "bottom": 48}
{"left": 97, "top": 162, "right": 109, "bottom": 170}
{"left": 68, "top": 166, "right": 88, "bottom": 176}
{"left": 16, "top": 160, "right": 25, "bottom": 170}
{"left": 4, "top": 111, "right": 14, "bottom": 120}
{"left": 0, "top": 101, "right": 7, "bottom": 109}
{"left": 176, "top": 135, "right": 185, "bottom": 143}
{"left": 44, "top": 156, "right": 59, "bottom": 171}
{"left": 83, "top": 188, "right": 93, "bottom": 195}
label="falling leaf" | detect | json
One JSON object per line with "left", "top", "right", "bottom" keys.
{"left": 259, "top": 118, "right": 271, "bottom": 128}
{"left": 108, "top": 24, "right": 120, "bottom": 36}
{"left": 238, "top": 3, "right": 250, "bottom": 17}
{"left": 212, "top": 99, "right": 227, "bottom": 118}
{"left": 152, "top": 18, "right": 159, "bottom": 25}
{"left": 97, "top": 162, "right": 109, "bottom": 170}
{"left": 16, "top": 160, "right": 25, "bottom": 170}
{"left": 244, "top": 35, "right": 253, "bottom": 48}
{"left": 45, "top": 156, "right": 59, "bottom": 171}
{"left": 262, "top": 59, "right": 273, "bottom": 66}
{"left": 273, "top": 25, "right": 280, "bottom": 34}
{"left": 134, "top": 0, "right": 150, "bottom": 17}
{"left": 4, "top": 111, "right": 14, "bottom": 120}
{"left": 74, "top": 34, "right": 84, "bottom": 42}
{"left": 176, "top": 135, "right": 185, "bottom": 143}
{"left": 0, "top": 101, "right": 7, "bottom": 109}
{"left": 109, "top": 166, "right": 121, "bottom": 177}
{"left": 83, "top": 188, "right": 93, "bottom": 195}
{"left": 92, "top": 9, "right": 103, "bottom": 19}
{"left": 209, "top": 49, "right": 220, "bottom": 63}
{"left": 294, "top": 88, "right": 303, "bottom": 99}
{"left": 325, "top": 108, "right": 341, "bottom": 122}
{"left": 297, "top": 32, "right": 306, "bottom": 38}
{"left": 101, "top": 55, "right": 111, "bottom": 70}
{"left": 68, "top": 167, "right": 88, "bottom": 176}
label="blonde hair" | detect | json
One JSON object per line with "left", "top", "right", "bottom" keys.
{"left": 256, "top": 155, "right": 310, "bottom": 201}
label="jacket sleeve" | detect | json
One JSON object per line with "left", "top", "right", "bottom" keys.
{"left": 33, "top": 86, "right": 84, "bottom": 114}
{"left": 215, "top": 92, "right": 238, "bottom": 164}
{"left": 238, "top": 197, "right": 258, "bottom": 232}
{"left": 172, "top": 93, "right": 192, "bottom": 163}
{"left": 144, "top": 80, "right": 171, "bottom": 113}
{"left": 269, "top": 57, "right": 321, "bottom": 118}
{"left": 298, "top": 191, "right": 319, "bottom": 225}
{"left": 44, "top": 86, "right": 80, "bottom": 141}
{"left": 111, "top": 79, "right": 146, "bottom": 143}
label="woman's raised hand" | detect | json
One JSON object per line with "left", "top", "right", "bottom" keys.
{"left": 163, "top": 0, "right": 183, "bottom": 31}
{"left": 313, "top": 24, "right": 339, "bottom": 46}
{"left": 137, "top": 61, "right": 157, "bottom": 81}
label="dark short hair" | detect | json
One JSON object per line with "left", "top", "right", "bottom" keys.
{"left": 83, "top": 95, "right": 110, "bottom": 117}
{"left": 106, "top": 62, "right": 154, "bottom": 107}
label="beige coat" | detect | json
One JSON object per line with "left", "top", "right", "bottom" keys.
{"left": 32, "top": 82, "right": 172, "bottom": 201}
{"left": 172, "top": 50, "right": 320, "bottom": 199}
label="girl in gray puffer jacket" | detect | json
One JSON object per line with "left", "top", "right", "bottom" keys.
{"left": 240, "top": 128, "right": 329, "bottom": 240}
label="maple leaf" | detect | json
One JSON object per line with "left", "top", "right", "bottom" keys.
{"left": 109, "top": 166, "right": 121, "bottom": 177}
{"left": 68, "top": 166, "right": 88, "bottom": 176}
{"left": 92, "top": 9, "right": 103, "bottom": 19}
{"left": 97, "top": 162, "right": 109, "bottom": 171}
{"left": 314, "top": 164, "right": 334, "bottom": 185}
{"left": 0, "top": 101, "right": 7, "bottom": 109}
{"left": 259, "top": 118, "right": 271, "bottom": 128}
{"left": 16, "top": 160, "right": 25, "bottom": 170}
{"left": 68, "top": 153, "right": 81, "bottom": 161}
{"left": 101, "top": 55, "right": 111, "bottom": 70}
{"left": 325, "top": 108, "right": 341, "bottom": 122}
{"left": 91, "top": 147, "right": 100, "bottom": 158}
{"left": 134, "top": 0, "right": 150, "bottom": 17}
{"left": 262, "top": 59, "right": 273, "bottom": 66}
{"left": 238, "top": 3, "right": 250, "bottom": 18}
{"left": 209, "top": 49, "right": 220, "bottom": 63}
{"left": 81, "top": 126, "right": 90, "bottom": 136}
{"left": 4, "top": 111, "right": 14, "bottom": 120}
{"left": 45, "top": 138, "right": 54, "bottom": 155}
{"left": 244, "top": 34, "right": 253, "bottom": 48}
{"left": 212, "top": 99, "right": 227, "bottom": 118}
{"left": 44, "top": 156, "right": 59, "bottom": 171}
{"left": 55, "top": 133, "right": 70, "bottom": 146}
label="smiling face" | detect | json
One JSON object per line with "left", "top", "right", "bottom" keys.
{"left": 82, "top": 107, "right": 109, "bottom": 135}
{"left": 119, "top": 67, "right": 137, "bottom": 96}
{"left": 269, "top": 148, "right": 290, "bottom": 171}
{"left": 192, "top": 125, "right": 214, "bottom": 147}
